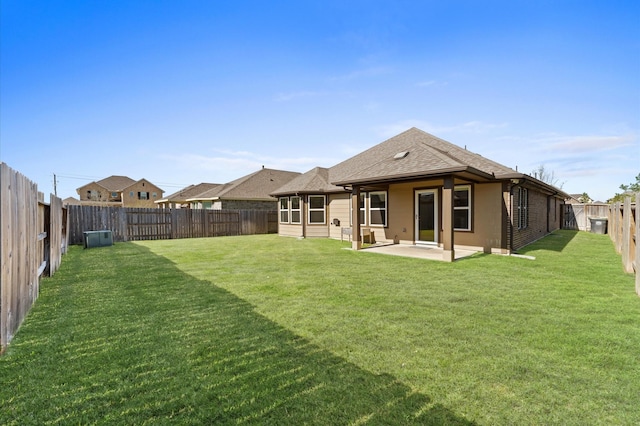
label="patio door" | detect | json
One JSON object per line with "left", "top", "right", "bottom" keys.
{"left": 415, "top": 190, "right": 438, "bottom": 244}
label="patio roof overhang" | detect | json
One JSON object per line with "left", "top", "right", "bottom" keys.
{"left": 332, "top": 166, "right": 496, "bottom": 188}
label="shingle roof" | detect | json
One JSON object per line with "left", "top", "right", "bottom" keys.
{"left": 188, "top": 168, "right": 301, "bottom": 201}
{"left": 271, "top": 167, "right": 339, "bottom": 195}
{"left": 331, "top": 127, "right": 516, "bottom": 185}
{"left": 95, "top": 175, "right": 137, "bottom": 191}
{"left": 161, "top": 183, "right": 221, "bottom": 202}
{"left": 274, "top": 128, "right": 519, "bottom": 195}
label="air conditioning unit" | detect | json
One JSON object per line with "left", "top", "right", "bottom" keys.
{"left": 83, "top": 230, "right": 113, "bottom": 248}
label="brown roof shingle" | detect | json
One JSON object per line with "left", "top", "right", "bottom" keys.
{"left": 188, "top": 168, "right": 301, "bottom": 201}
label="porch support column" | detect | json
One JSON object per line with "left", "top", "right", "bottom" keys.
{"left": 351, "top": 185, "right": 362, "bottom": 250}
{"left": 442, "top": 176, "right": 455, "bottom": 262}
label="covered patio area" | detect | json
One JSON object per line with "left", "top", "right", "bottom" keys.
{"left": 355, "top": 243, "right": 478, "bottom": 261}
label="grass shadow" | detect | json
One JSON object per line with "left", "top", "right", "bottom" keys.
{"left": 516, "top": 229, "right": 580, "bottom": 254}
{"left": 1, "top": 243, "right": 475, "bottom": 425}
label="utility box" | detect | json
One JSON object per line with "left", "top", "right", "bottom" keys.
{"left": 589, "top": 217, "right": 608, "bottom": 235}
{"left": 83, "top": 230, "right": 113, "bottom": 248}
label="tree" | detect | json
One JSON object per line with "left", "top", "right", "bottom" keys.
{"left": 578, "top": 192, "right": 592, "bottom": 203}
{"left": 608, "top": 173, "right": 640, "bottom": 203}
{"left": 531, "top": 164, "right": 564, "bottom": 188}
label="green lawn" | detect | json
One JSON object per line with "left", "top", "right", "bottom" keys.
{"left": 1, "top": 231, "right": 638, "bottom": 425}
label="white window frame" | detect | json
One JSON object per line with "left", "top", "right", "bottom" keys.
{"left": 453, "top": 185, "right": 471, "bottom": 231}
{"left": 368, "top": 191, "right": 387, "bottom": 227}
{"left": 307, "top": 195, "right": 326, "bottom": 224}
{"left": 279, "top": 197, "right": 289, "bottom": 223}
{"left": 290, "top": 196, "right": 301, "bottom": 224}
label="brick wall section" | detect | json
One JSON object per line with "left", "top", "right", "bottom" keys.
{"left": 218, "top": 200, "right": 277, "bottom": 211}
{"left": 511, "top": 185, "right": 564, "bottom": 250}
{"left": 122, "top": 181, "right": 163, "bottom": 208}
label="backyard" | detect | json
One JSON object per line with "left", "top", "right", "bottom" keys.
{"left": 1, "top": 231, "right": 638, "bottom": 425}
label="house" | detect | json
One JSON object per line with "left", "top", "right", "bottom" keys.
{"left": 76, "top": 175, "right": 164, "bottom": 208}
{"left": 272, "top": 127, "right": 569, "bottom": 261}
{"left": 155, "top": 183, "right": 221, "bottom": 209}
{"left": 186, "top": 167, "right": 301, "bottom": 210}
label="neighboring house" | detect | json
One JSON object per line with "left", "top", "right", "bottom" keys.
{"left": 567, "top": 193, "right": 593, "bottom": 204}
{"left": 186, "top": 167, "right": 301, "bottom": 210}
{"left": 76, "top": 175, "right": 164, "bottom": 208}
{"left": 155, "top": 183, "right": 221, "bottom": 209}
{"left": 272, "top": 127, "right": 569, "bottom": 261}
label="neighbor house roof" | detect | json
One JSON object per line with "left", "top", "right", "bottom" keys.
{"left": 95, "top": 175, "right": 137, "bottom": 191}
{"left": 156, "top": 183, "right": 220, "bottom": 203}
{"left": 187, "top": 168, "right": 301, "bottom": 202}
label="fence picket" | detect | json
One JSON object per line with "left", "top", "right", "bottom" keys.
{"left": 67, "top": 206, "right": 277, "bottom": 245}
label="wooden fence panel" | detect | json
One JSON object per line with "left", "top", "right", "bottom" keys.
{"left": 1, "top": 165, "right": 38, "bottom": 351}
{"left": 607, "top": 195, "right": 638, "bottom": 294}
{"left": 562, "top": 204, "right": 609, "bottom": 231}
{"left": 67, "top": 206, "right": 276, "bottom": 244}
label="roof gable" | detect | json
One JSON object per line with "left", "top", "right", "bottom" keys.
{"left": 96, "top": 175, "right": 137, "bottom": 191}
{"left": 161, "top": 183, "right": 221, "bottom": 201}
{"left": 190, "top": 168, "right": 301, "bottom": 200}
{"left": 331, "top": 128, "right": 516, "bottom": 185}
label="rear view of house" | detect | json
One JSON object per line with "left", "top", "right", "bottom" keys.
{"left": 272, "top": 128, "right": 568, "bottom": 260}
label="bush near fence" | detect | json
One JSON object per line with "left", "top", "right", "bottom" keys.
{"left": 67, "top": 205, "right": 278, "bottom": 245}
{"left": 0, "top": 163, "right": 68, "bottom": 352}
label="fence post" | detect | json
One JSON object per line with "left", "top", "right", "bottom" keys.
{"left": 635, "top": 192, "right": 639, "bottom": 296}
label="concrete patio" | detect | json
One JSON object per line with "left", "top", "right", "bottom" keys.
{"left": 356, "top": 243, "right": 478, "bottom": 261}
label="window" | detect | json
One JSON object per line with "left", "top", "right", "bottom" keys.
{"left": 152, "top": 192, "right": 157, "bottom": 198}
{"left": 350, "top": 191, "right": 388, "bottom": 227}
{"left": 130, "top": 191, "right": 134, "bottom": 198}
{"left": 453, "top": 185, "right": 471, "bottom": 231}
{"left": 111, "top": 192, "right": 118, "bottom": 198}
{"left": 308, "top": 195, "right": 326, "bottom": 224}
{"left": 517, "top": 187, "right": 528, "bottom": 229}
{"left": 369, "top": 191, "right": 387, "bottom": 226}
{"left": 138, "top": 191, "right": 148, "bottom": 200}
{"left": 290, "top": 196, "right": 301, "bottom": 224}
{"left": 279, "top": 197, "right": 289, "bottom": 223}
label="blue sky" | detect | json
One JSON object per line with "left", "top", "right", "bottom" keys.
{"left": 1, "top": 1, "right": 638, "bottom": 202}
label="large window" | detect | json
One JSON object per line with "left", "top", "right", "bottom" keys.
{"left": 279, "top": 197, "right": 289, "bottom": 223}
{"left": 308, "top": 195, "right": 326, "bottom": 224}
{"left": 517, "top": 187, "right": 528, "bottom": 229}
{"left": 369, "top": 191, "right": 387, "bottom": 226}
{"left": 350, "top": 191, "right": 388, "bottom": 227}
{"left": 290, "top": 196, "right": 301, "bottom": 224}
{"left": 453, "top": 185, "right": 471, "bottom": 231}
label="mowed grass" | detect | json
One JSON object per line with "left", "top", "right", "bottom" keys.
{"left": 1, "top": 231, "right": 638, "bottom": 425}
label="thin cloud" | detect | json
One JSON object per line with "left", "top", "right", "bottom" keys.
{"left": 376, "top": 120, "right": 508, "bottom": 138}
{"left": 329, "top": 66, "right": 393, "bottom": 81}
{"left": 274, "top": 91, "right": 322, "bottom": 102}
{"left": 541, "top": 134, "right": 635, "bottom": 153}
{"left": 416, "top": 80, "right": 448, "bottom": 87}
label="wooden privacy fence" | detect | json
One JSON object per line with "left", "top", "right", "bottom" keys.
{"left": 1, "top": 163, "right": 68, "bottom": 352}
{"left": 608, "top": 194, "right": 639, "bottom": 295}
{"left": 67, "top": 205, "right": 278, "bottom": 244}
{"left": 562, "top": 203, "right": 610, "bottom": 231}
